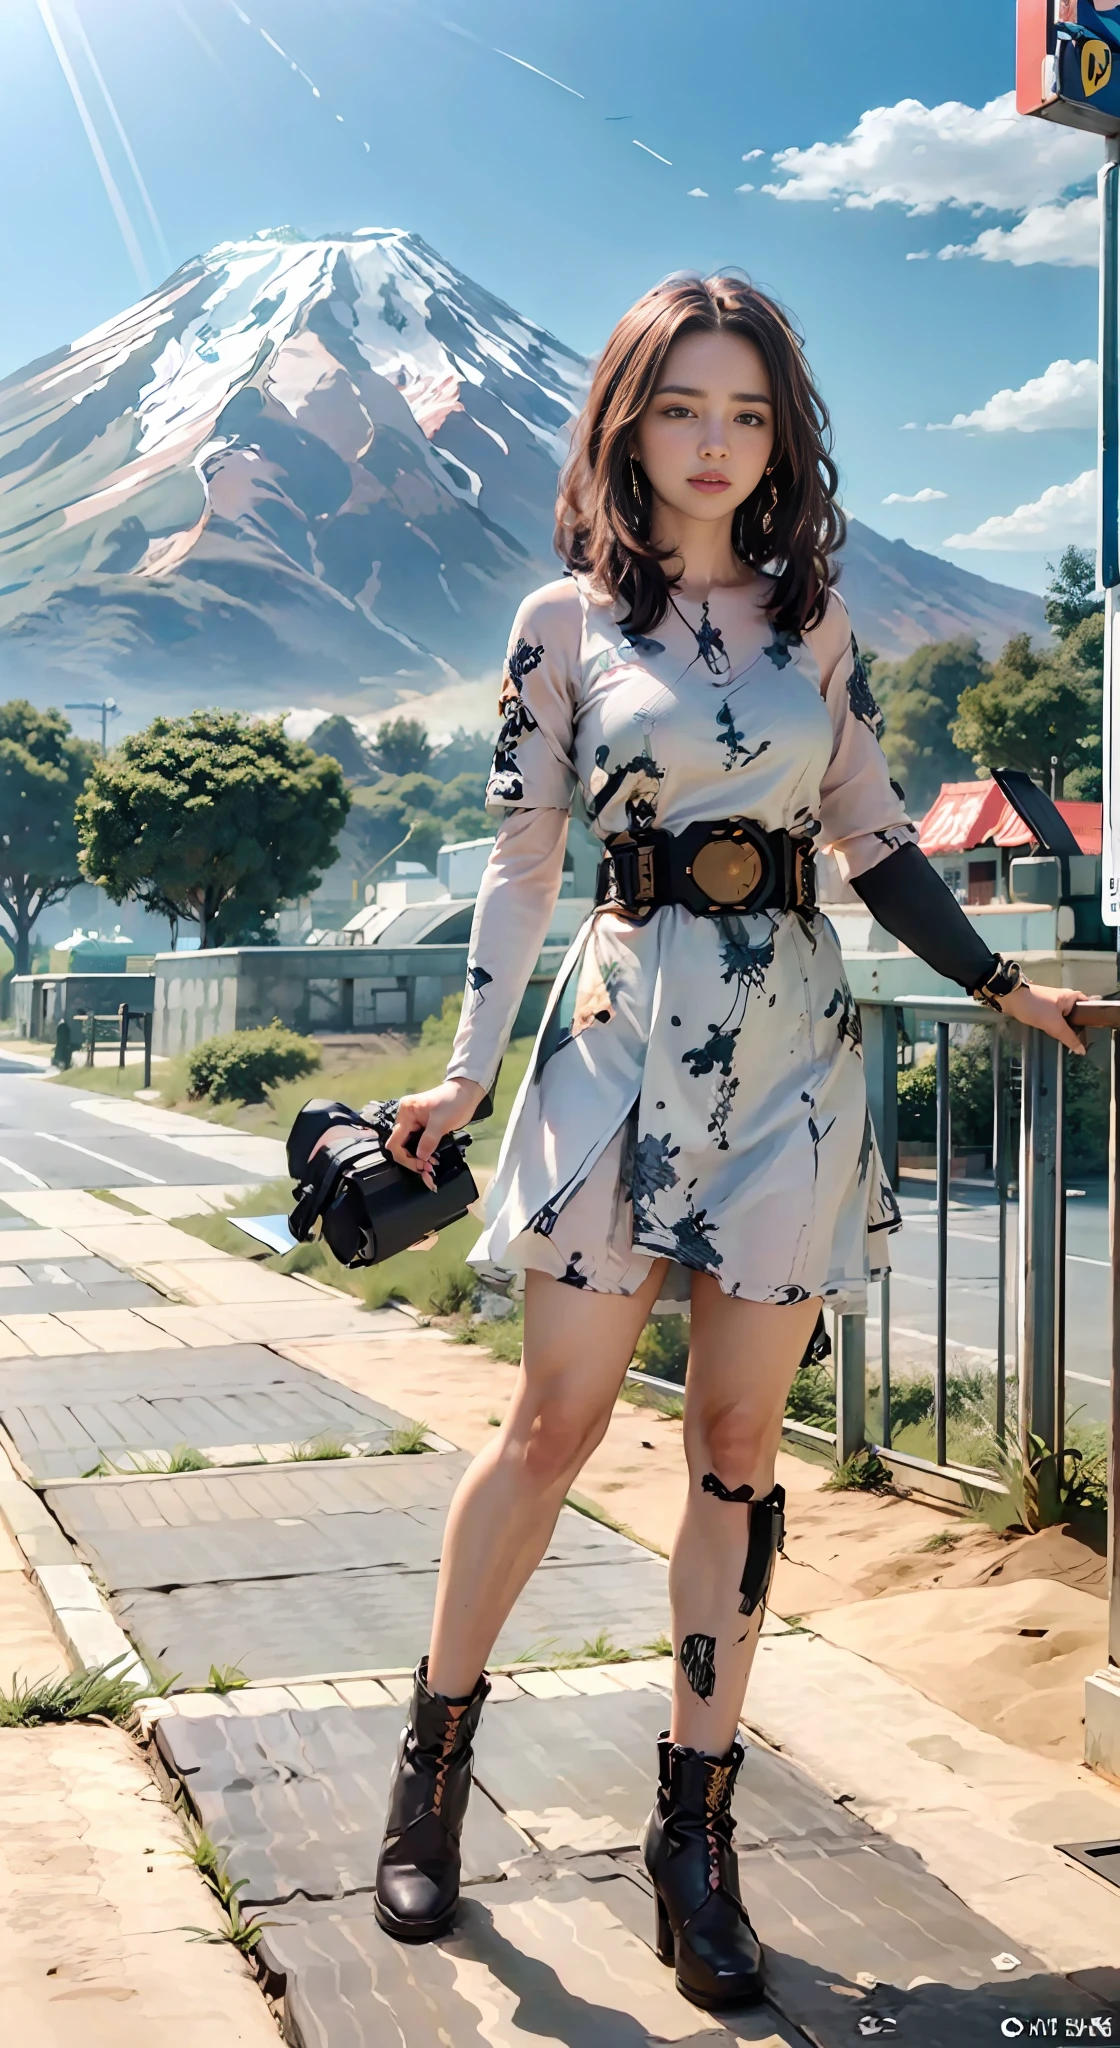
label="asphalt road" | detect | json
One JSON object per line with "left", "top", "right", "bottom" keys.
{"left": 882, "top": 1176, "right": 1111, "bottom": 1429}
{"left": 0, "top": 1053, "right": 266, "bottom": 1193}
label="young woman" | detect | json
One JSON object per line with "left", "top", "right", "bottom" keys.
{"left": 374, "top": 272, "right": 1085, "bottom": 2007}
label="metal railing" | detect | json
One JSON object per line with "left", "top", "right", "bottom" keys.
{"left": 813, "top": 995, "right": 1120, "bottom": 1507}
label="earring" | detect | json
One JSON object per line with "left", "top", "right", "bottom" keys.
{"left": 630, "top": 454, "right": 643, "bottom": 503}
{"left": 761, "top": 465, "right": 778, "bottom": 539}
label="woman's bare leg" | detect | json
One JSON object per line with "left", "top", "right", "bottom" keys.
{"left": 668, "top": 1281, "right": 821, "bottom": 1755}
{"left": 427, "top": 1259, "right": 668, "bottom": 1698}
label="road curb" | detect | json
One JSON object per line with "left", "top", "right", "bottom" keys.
{"left": 0, "top": 1444, "right": 150, "bottom": 1686}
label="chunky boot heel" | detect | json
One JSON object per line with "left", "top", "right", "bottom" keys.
{"left": 643, "top": 1734, "right": 764, "bottom": 2009}
{"left": 374, "top": 1658, "right": 490, "bottom": 1942}
{"left": 654, "top": 1889, "right": 674, "bottom": 1965}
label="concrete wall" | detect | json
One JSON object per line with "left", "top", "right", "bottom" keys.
{"left": 151, "top": 944, "right": 569, "bottom": 1056}
{"left": 11, "top": 972, "right": 155, "bottom": 1041}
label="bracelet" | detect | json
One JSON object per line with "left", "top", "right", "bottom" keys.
{"left": 971, "top": 955, "right": 1028, "bottom": 1011}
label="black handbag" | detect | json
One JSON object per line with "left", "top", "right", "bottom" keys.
{"left": 287, "top": 1097, "right": 478, "bottom": 1268}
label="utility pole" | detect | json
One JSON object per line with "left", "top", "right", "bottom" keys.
{"left": 64, "top": 696, "right": 119, "bottom": 751}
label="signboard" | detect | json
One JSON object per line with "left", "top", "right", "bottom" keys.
{"left": 1018, "top": 1, "right": 1120, "bottom": 134}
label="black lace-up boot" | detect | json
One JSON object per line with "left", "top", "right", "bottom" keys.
{"left": 374, "top": 1658, "right": 490, "bottom": 1941}
{"left": 643, "top": 1735, "right": 764, "bottom": 2008}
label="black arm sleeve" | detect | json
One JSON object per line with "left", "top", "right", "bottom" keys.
{"left": 850, "top": 842, "right": 998, "bottom": 992}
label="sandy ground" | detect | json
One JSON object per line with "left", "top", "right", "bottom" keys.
{"left": 282, "top": 1320, "right": 1109, "bottom": 1765}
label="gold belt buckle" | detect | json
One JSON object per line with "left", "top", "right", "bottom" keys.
{"left": 690, "top": 830, "right": 764, "bottom": 909}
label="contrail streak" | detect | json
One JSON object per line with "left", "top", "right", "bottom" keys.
{"left": 166, "top": 0, "right": 231, "bottom": 77}
{"left": 443, "top": 19, "right": 584, "bottom": 98}
{"left": 66, "top": 0, "right": 171, "bottom": 270}
{"left": 633, "top": 139, "right": 673, "bottom": 165}
{"left": 34, "top": 0, "right": 150, "bottom": 289}
{"left": 493, "top": 48, "right": 584, "bottom": 98}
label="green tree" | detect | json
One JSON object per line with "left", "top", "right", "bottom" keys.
{"left": 308, "top": 714, "right": 375, "bottom": 782}
{"left": 1044, "top": 544, "right": 1103, "bottom": 640}
{"left": 349, "top": 787, "right": 445, "bottom": 876}
{"left": 375, "top": 716, "right": 432, "bottom": 777}
{"left": 77, "top": 711, "right": 350, "bottom": 947}
{"left": 951, "top": 628, "right": 1101, "bottom": 798}
{"left": 0, "top": 701, "right": 94, "bottom": 974}
{"left": 951, "top": 550, "right": 1104, "bottom": 797}
{"left": 875, "top": 639, "right": 989, "bottom": 812}
{"left": 430, "top": 727, "right": 495, "bottom": 781}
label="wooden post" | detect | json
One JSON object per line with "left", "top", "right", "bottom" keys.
{"left": 143, "top": 1011, "right": 152, "bottom": 1092}
{"left": 118, "top": 1003, "right": 129, "bottom": 1069}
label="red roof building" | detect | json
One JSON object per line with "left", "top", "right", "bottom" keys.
{"left": 917, "top": 780, "right": 1101, "bottom": 905}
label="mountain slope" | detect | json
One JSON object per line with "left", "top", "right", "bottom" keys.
{"left": 0, "top": 227, "right": 1043, "bottom": 717}
{"left": 841, "top": 520, "right": 1044, "bottom": 660}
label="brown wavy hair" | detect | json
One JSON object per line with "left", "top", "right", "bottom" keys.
{"left": 555, "top": 271, "right": 844, "bottom": 638}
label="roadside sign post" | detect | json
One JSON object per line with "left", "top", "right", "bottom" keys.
{"left": 1018, "top": 0, "right": 1120, "bottom": 1779}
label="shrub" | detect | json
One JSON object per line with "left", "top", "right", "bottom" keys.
{"left": 186, "top": 1020, "right": 320, "bottom": 1104}
{"left": 633, "top": 1314, "right": 690, "bottom": 1382}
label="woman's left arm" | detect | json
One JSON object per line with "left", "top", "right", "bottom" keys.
{"left": 814, "top": 595, "right": 1087, "bottom": 1054}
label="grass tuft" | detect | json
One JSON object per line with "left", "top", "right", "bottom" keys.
{"left": 0, "top": 1653, "right": 171, "bottom": 1727}
{"left": 184, "top": 1826, "right": 270, "bottom": 1957}
{"left": 290, "top": 1434, "right": 351, "bottom": 1462}
{"left": 195, "top": 1663, "right": 249, "bottom": 1696}
{"left": 383, "top": 1421, "right": 431, "bottom": 1456}
{"left": 823, "top": 1446, "right": 894, "bottom": 1494}
{"left": 919, "top": 1530, "right": 964, "bottom": 1554}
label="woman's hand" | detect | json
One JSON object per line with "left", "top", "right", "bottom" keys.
{"left": 387, "top": 1077, "right": 488, "bottom": 1189}
{"left": 998, "top": 979, "right": 1088, "bottom": 1055}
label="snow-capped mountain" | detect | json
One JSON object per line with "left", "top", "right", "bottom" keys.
{"left": 0, "top": 227, "right": 1042, "bottom": 719}
{"left": 0, "top": 227, "right": 587, "bottom": 713}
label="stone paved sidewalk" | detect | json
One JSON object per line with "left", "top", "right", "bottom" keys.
{"left": 0, "top": 1168, "right": 1117, "bottom": 2044}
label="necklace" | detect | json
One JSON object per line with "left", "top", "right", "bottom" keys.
{"left": 669, "top": 593, "right": 731, "bottom": 677}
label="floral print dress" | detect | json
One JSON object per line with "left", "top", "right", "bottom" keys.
{"left": 445, "top": 572, "right": 919, "bottom": 1312}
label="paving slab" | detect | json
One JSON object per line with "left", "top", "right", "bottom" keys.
{"left": 471, "top": 1689, "right": 876, "bottom": 1857}
{"left": 0, "top": 1229, "right": 88, "bottom": 1262}
{"left": 45, "top": 1454, "right": 669, "bottom": 1682}
{"left": 0, "top": 1722, "right": 280, "bottom": 2046}
{"left": 0, "top": 1189, "right": 136, "bottom": 1226}
{"left": 0, "top": 1315, "right": 98, "bottom": 1356}
{"left": 155, "top": 1702, "right": 530, "bottom": 1903}
{"left": 65, "top": 1221, "right": 240, "bottom": 1263}
{"left": 255, "top": 1874, "right": 802, "bottom": 2048}
{"left": 112, "top": 1552, "right": 672, "bottom": 1687}
{"left": 46, "top": 1458, "right": 639, "bottom": 1581}
{"left": 12, "top": 1356, "right": 411, "bottom": 1479}
{"left": 138, "top": 1301, "right": 373, "bottom": 1344}
{"left": 746, "top": 1628, "right": 1120, "bottom": 1978}
{"left": 134, "top": 1258, "right": 316, "bottom": 1305}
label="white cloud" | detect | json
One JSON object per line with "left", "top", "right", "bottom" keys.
{"left": 905, "top": 249, "right": 930, "bottom": 261}
{"left": 742, "top": 149, "right": 764, "bottom": 161}
{"left": 735, "top": 182, "right": 755, "bottom": 194}
{"left": 937, "top": 192, "right": 1099, "bottom": 267}
{"left": 687, "top": 187, "right": 709, "bottom": 198}
{"left": 931, "top": 358, "right": 1097, "bottom": 433}
{"left": 764, "top": 91, "right": 1098, "bottom": 216}
{"left": 902, "top": 422, "right": 918, "bottom": 431}
{"left": 943, "top": 469, "right": 1095, "bottom": 550}
{"left": 883, "top": 487, "right": 947, "bottom": 504}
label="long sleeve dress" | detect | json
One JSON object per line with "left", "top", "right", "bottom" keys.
{"left": 445, "top": 571, "right": 921, "bottom": 1313}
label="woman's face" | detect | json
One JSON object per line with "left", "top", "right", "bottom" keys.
{"left": 633, "top": 328, "right": 775, "bottom": 528}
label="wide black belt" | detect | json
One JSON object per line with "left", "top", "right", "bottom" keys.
{"left": 595, "top": 818, "right": 816, "bottom": 920}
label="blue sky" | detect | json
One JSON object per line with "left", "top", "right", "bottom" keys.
{"left": 0, "top": 0, "right": 1103, "bottom": 593}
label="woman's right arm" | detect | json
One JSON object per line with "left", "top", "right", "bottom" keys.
{"left": 387, "top": 813, "right": 570, "bottom": 1181}
{"left": 388, "top": 582, "right": 581, "bottom": 1183}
